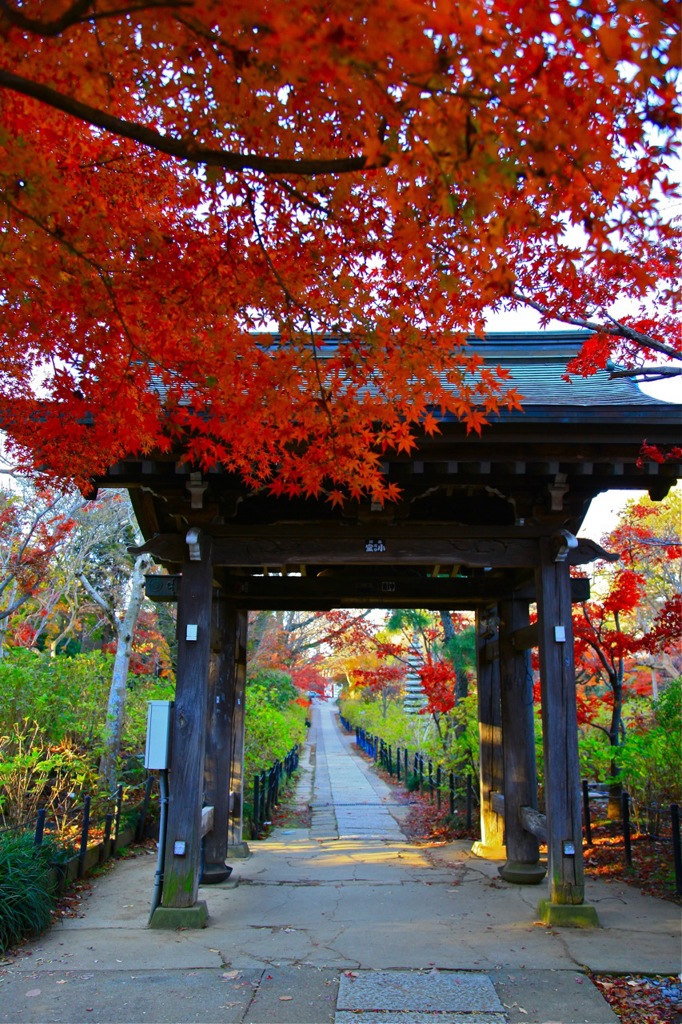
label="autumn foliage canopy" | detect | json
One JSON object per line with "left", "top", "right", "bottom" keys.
{"left": 1, "top": 0, "right": 679, "bottom": 500}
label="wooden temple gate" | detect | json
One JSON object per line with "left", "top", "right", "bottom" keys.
{"left": 94, "top": 333, "right": 680, "bottom": 929}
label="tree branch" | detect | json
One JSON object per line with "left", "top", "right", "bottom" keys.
{"left": 513, "top": 293, "right": 682, "bottom": 364}
{"left": 0, "top": 0, "right": 190, "bottom": 36}
{"left": 0, "top": 590, "right": 31, "bottom": 622}
{"left": 0, "top": 70, "right": 385, "bottom": 177}
{"left": 77, "top": 570, "right": 117, "bottom": 627}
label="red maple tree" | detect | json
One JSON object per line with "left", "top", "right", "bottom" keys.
{"left": 0, "top": 1, "right": 679, "bottom": 498}
{"left": 572, "top": 493, "right": 682, "bottom": 773}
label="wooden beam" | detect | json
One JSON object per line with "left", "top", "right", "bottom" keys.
{"left": 200, "top": 806, "right": 214, "bottom": 837}
{"left": 511, "top": 624, "right": 538, "bottom": 651}
{"left": 202, "top": 597, "right": 238, "bottom": 883}
{"left": 499, "top": 597, "right": 544, "bottom": 882}
{"left": 491, "top": 794, "right": 549, "bottom": 844}
{"left": 228, "top": 611, "right": 248, "bottom": 852}
{"left": 132, "top": 531, "right": 542, "bottom": 568}
{"left": 474, "top": 607, "right": 505, "bottom": 858}
{"left": 535, "top": 538, "right": 588, "bottom": 908}
{"left": 161, "top": 538, "right": 213, "bottom": 910}
{"left": 520, "top": 806, "right": 548, "bottom": 844}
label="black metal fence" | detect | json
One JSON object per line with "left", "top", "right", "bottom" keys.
{"left": 343, "top": 717, "right": 682, "bottom": 894}
{"left": 251, "top": 745, "right": 300, "bottom": 838}
{"left": 582, "top": 781, "right": 682, "bottom": 895}
{"left": 0, "top": 776, "right": 156, "bottom": 891}
{"left": 342, "top": 719, "right": 477, "bottom": 830}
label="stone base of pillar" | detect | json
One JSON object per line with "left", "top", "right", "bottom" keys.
{"left": 471, "top": 840, "right": 506, "bottom": 860}
{"left": 201, "top": 861, "right": 233, "bottom": 884}
{"left": 498, "top": 860, "right": 546, "bottom": 885}
{"left": 148, "top": 900, "right": 208, "bottom": 930}
{"left": 228, "top": 841, "right": 251, "bottom": 859}
{"left": 537, "top": 898, "right": 600, "bottom": 928}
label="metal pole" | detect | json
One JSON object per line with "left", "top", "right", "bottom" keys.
{"left": 466, "top": 775, "right": 473, "bottom": 830}
{"left": 136, "top": 776, "right": 154, "bottom": 842}
{"left": 671, "top": 804, "right": 682, "bottom": 896}
{"left": 34, "top": 808, "right": 46, "bottom": 848}
{"left": 78, "top": 795, "right": 91, "bottom": 878}
{"left": 622, "top": 791, "right": 632, "bottom": 867}
{"left": 582, "top": 780, "right": 592, "bottom": 846}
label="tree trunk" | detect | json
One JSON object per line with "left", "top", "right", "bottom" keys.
{"left": 99, "top": 554, "right": 152, "bottom": 794}
{"left": 607, "top": 670, "right": 625, "bottom": 820}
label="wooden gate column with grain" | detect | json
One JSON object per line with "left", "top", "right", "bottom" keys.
{"left": 498, "top": 597, "right": 546, "bottom": 885}
{"left": 227, "top": 609, "right": 249, "bottom": 855}
{"left": 472, "top": 605, "right": 506, "bottom": 860}
{"left": 202, "top": 596, "right": 238, "bottom": 884}
{"left": 535, "top": 536, "right": 599, "bottom": 926}
{"left": 150, "top": 534, "right": 214, "bottom": 929}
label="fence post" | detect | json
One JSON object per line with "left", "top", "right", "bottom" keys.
{"left": 419, "top": 755, "right": 424, "bottom": 793}
{"left": 136, "top": 776, "right": 154, "bottom": 842}
{"left": 466, "top": 774, "right": 473, "bottom": 830}
{"left": 428, "top": 761, "right": 434, "bottom": 804}
{"left": 253, "top": 774, "right": 260, "bottom": 836}
{"left": 396, "top": 747, "right": 401, "bottom": 782}
{"left": 102, "top": 813, "right": 114, "bottom": 864}
{"left": 260, "top": 770, "right": 267, "bottom": 826}
{"left": 436, "top": 766, "right": 442, "bottom": 810}
{"left": 112, "top": 785, "right": 123, "bottom": 854}
{"left": 78, "top": 795, "right": 91, "bottom": 878}
{"left": 671, "top": 804, "right": 682, "bottom": 897}
{"left": 582, "top": 780, "right": 592, "bottom": 846}
{"left": 622, "top": 790, "right": 632, "bottom": 867}
{"left": 34, "top": 808, "right": 46, "bottom": 848}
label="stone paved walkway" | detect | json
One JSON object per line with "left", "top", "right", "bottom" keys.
{"left": 309, "top": 701, "right": 405, "bottom": 843}
{"left": 0, "top": 701, "right": 678, "bottom": 1024}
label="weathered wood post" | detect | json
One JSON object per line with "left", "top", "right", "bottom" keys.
{"left": 228, "top": 609, "right": 249, "bottom": 856}
{"left": 472, "top": 605, "right": 506, "bottom": 860}
{"left": 498, "top": 596, "right": 546, "bottom": 884}
{"left": 202, "top": 595, "right": 237, "bottom": 884}
{"left": 535, "top": 534, "right": 598, "bottom": 926}
{"left": 150, "top": 532, "right": 213, "bottom": 929}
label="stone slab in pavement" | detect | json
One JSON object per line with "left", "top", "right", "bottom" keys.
{"left": 334, "top": 1014, "right": 505, "bottom": 1024}
{"left": 337, "top": 970, "right": 503, "bottom": 1012}
{"left": 0, "top": 967, "right": 341, "bottom": 1024}
{"left": 492, "top": 970, "right": 620, "bottom": 1024}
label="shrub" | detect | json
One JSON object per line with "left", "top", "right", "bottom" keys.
{"left": 244, "top": 683, "right": 307, "bottom": 778}
{"left": 618, "top": 677, "right": 682, "bottom": 808}
{"left": 0, "top": 830, "right": 59, "bottom": 953}
{"left": 0, "top": 721, "right": 102, "bottom": 832}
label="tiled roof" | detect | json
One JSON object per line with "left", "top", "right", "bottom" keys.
{"left": 469, "top": 332, "right": 671, "bottom": 408}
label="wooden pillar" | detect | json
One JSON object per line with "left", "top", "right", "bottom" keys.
{"left": 228, "top": 609, "right": 248, "bottom": 855}
{"left": 498, "top": 597, "right": 545, "bottom": 884}
{"left": 535, "top": 537, "right": 598, "bottom": 926}
{"left": 156, "top": 537, "right": 213, "bottom": 925}
{"left": 202, "top": 596, "right": 237, "bottom": 883}
{"left": 472, "top": 606, "right": 506, "bottom": 859}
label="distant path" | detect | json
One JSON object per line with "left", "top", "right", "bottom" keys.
{"left": 308, "top": 700, "right": 406, "bottom": 842}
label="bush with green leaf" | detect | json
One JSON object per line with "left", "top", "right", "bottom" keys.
{"left": 617, "top": 677, "right": 682, "bottom": 809}
{"left": 0, "top": 720, "right": 102, "bottom": 832}
{"left": 0, "top": 830, "right": 60, "bottom": 953}
{"left": 244, "top": 675, "right": 307, "bottom": 778}
{"left": 0, "top": 650, "right": 174, "bottom": 829}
